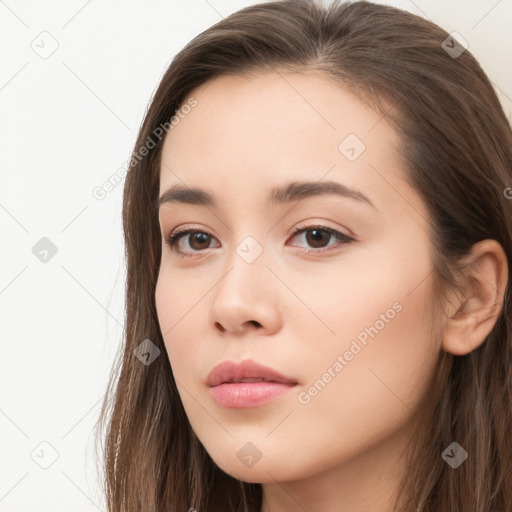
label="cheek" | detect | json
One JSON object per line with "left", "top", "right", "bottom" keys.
{"left": 313, "top": 237, "right": 438, "bottom": 406}
{"left": 277, "top": 243, "right": 439, "bottom": 461}
{"left": 278, "top": 238, "right": 436, "bottom": 375}
{"left": 155, "top": 272, "right": 201, "bottom": 376}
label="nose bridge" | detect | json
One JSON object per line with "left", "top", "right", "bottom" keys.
{"left": 218, "top": 233, "right": 269, "bottom": 302}
{"left": 209, "top": 230, "right": 281, "bottom": 334}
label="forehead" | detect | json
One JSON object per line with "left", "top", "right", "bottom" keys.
{"left": 158, "top": 71, "right": 414, "bottom": 216}
{"left": 161, "top": 70, "right": 392, "bottom": 162}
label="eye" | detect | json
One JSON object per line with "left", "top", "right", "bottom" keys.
{"left": 163, "top": 227, "right": 220, "bottom": 257}
{"left": 288, "top": 224, "right": 354, "bottom": 254}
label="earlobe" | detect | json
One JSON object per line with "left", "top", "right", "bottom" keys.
{"left": 441, "top": 239, "right": 509, "bottom": 356}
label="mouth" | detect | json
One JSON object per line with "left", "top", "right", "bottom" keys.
{"left": 209, "top": 380, "right": 297, "bottom": 408}
{"left": 206, "top": 359, "right": 298, "bottom": 408}
{"left": 206, "top": 359, "right": 298, "bottom": 387}
{"left": 222, "top": 377, "right": 289, "bottom": 383}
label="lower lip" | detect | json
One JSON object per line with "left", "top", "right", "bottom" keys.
{"left": 209, "top": 382, "right": 297, "bottom": 408}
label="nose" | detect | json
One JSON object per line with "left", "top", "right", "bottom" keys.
{"left": 209, "top": 250, "right": 282, "bottom": 336}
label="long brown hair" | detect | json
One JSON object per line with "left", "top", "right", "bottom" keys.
{"left": 94, "top": 1, "right": 512, "bottom": 510}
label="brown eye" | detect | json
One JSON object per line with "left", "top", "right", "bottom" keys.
{"left": 164, "top": 229, "right": 220, "bottom": 255}
{"left": 304, "top": 228, "right": 332, "bottom": 248}
{"left": 186, "top": 232, "right": 212, "bottom": 251}
{"left": 289, "top": 225, "right": 354, "bottom": 253}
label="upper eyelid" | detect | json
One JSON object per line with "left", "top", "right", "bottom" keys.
{"left": 166, "top": 224, "right": 348, "bottom": 239}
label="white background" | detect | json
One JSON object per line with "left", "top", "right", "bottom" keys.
{"left": 1, "top": 0, "right": 511, "bottom": 510}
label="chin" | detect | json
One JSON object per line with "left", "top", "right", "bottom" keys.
{"left": 205, "top": 445, "right": 303, "bottom": 484}
{"left": 216, "top": 463, "right": 283, "bottom": 484}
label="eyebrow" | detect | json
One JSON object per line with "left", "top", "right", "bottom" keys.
{"left": 158, "top": 180, "right": 376, "bottom": 210}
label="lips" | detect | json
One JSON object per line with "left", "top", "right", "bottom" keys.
{"left": 206, "top": 359, "right": 298, "bottom": 387}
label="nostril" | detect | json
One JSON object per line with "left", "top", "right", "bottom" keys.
{"left": 214, "top": 320, "right": 261, "bottom": 332}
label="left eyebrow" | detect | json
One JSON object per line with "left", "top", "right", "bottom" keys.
{"left": 158, "top": 180, "right": 377, "bottom": 210}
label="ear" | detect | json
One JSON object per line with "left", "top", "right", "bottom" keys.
{"left": 442, "top": 239, "right": 509, "bottom": 356}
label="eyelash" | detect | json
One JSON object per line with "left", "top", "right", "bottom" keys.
{"left": 163, "top": 223, "right": 355, "bottom": 258}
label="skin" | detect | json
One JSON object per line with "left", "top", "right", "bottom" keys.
{"left": 154, "top": 71, "right": 508, "bottom": 512}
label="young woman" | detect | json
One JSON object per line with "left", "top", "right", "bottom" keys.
{"left": 95, "top": 1, "right": 512, "bottom": 510}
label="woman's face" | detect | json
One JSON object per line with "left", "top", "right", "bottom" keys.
{"left": 155, "top": 71, "right": 442, "bottom": 502}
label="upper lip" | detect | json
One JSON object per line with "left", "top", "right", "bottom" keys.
{"left": 206, "top": 359, "right": 298, "bottom": 387}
